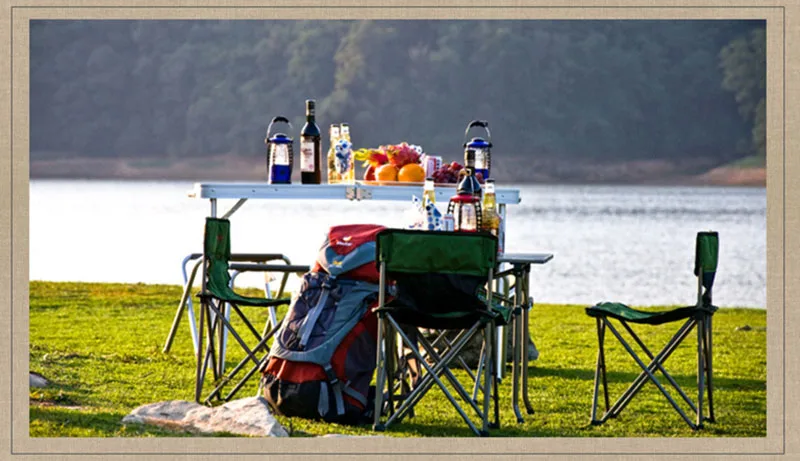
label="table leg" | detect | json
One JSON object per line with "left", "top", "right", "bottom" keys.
{"left": 511, "top": 268, "right": 524, "bottom": 423}
{"left": 522, "top": 264, "right": 535, "bottom": 415}
{"left": 497, "top": 204, "right": 508, "bottom": 383}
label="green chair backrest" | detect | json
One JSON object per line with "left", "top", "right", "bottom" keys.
{"left": 204, "top": 217, "right": 233, "bottom": 296}
{"left": 694, "top": 231, "right": 719, "bottom": 305}
{"left": 376, "top": 229, "right": 498, "bottom": 277}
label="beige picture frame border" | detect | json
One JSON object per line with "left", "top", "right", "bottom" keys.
{"left": 1, "top": 0, "right": 795, "bottom": 459}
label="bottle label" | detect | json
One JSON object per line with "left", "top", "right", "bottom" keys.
{"left": 301, "top": 138, "right": 315, "bottom": 172}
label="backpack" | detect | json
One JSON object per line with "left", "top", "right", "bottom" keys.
{"left": 261, "top": 224, "right": 386, "bottom": 425}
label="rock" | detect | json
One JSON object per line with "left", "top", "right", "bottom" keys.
{"left": 29, "top": 372, "right": 49, "bottom": 388}
{"left": 122, "top": 397, "right": 288, "bottom": 437}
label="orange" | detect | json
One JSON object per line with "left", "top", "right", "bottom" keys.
{"left": 376, "top": 164, "right": 399, "bottom": 182}
{"left": 398, "top": 163, "right": 425, "bottom": 183}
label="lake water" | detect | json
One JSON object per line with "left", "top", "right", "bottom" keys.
{"left": 29, "top": 180, "right": 766, "bottom": 308}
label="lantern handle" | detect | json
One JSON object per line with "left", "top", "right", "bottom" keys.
{"left": 265, "top": 116, "right": 294, "bottom": 142}
{"left": 463, "top": 120, "right": 492, "bottom": 147}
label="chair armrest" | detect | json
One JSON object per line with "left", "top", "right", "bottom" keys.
{"left": 229, "top": 253, "right": 292, "bottom": 264}
{"left": 497, "top": 253, "right": 554, "bottom": 265}
{"left": 229, "top": 263, "right": 310, "bottom": 274}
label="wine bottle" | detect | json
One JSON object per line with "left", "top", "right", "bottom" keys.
{"left": 300, "top": 99, "right": 322, "bottom": 184}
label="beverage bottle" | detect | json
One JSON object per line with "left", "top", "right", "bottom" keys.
{"left": 339, "top": 123, "right": 355, "bottom": 184}
{"left": 300, "top": 99, "right": 322, "bottom": 184}
{"left": 423, "top": 177, "right": 436, "bottom": 208}
{"left": 327, "top": 124, "right": 341, "bottom": 184}
{"left": 482, "top": 179, "right": 502, "bottom": 251}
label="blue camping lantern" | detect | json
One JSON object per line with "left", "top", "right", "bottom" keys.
{"left": 463, "top": 120, "right": 492, "bottom": 180}
{"left": 265, "top": 116, "right": 294, "bottom": 184}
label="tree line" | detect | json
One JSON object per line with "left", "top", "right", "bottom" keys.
{"left": 30, "top": 20, "right": 766, "bottom": 170}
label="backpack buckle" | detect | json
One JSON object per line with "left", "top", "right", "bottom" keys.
{"left": 323, "top": 364, "right": 339, "bottom": 385}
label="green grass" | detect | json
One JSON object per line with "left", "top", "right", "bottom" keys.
{"left": 29, "top": 281, "right": 766, "bottom": 438}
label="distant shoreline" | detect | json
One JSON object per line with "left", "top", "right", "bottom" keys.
{"left": 29, "top": 155, "right": 766, "bottom": 187}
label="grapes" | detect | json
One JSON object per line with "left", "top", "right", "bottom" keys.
{"left": 432, "top": 164, "right": 461, "bottom": 184}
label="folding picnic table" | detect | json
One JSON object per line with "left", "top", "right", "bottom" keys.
{"left": 184, "top": 182, "right": 552, "bottom": 407}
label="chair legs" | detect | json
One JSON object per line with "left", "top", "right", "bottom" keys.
{"left": 589, "top": 314, "right": 715, "bottom": 430}
{"left": 705, "top": 316, "right": 716, "bottom": 422}
{"left": 590, "top": 317, "right": 609, "bottom": 424}
{"left": 373, "top": 312, "right": 494, "bottom": 437}
{"left": 194, "top": 298, "right": 279, "bottom": 404}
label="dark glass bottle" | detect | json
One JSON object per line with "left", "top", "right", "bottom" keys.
{"left": 300, "top": 99, "right": 322, "bottom": 184}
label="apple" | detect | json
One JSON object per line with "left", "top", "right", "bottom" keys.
{"left": 364, "top": 164, "right": 376, "bottom": 181}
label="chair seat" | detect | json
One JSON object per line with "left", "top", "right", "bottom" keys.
{"left": 379, "top": 304, "right": 496, "bottom": 330}
{"left": 585, "top": 302, "right": 716, "bottom": 326}
{"left": 201, "top": 286, "right": 290, "bottom": 308}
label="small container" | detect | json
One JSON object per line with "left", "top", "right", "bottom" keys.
{"left": 463, "top": 120, "right": 492, "bottom": 180}
{"left": 423, "top": 155, "right": 443, "bottom": 178}
{"left": 265, "top": 116, "right": 294, "bottom": 184}
{"left": 446, "top": 168, "right": 483, "bottom": 232}
{"left": 443, "top": 213, "right": 455, "bottom": 232}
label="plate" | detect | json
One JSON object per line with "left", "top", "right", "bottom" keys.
{"left": 359, "top": 180, "right": 457, "bottom": 187}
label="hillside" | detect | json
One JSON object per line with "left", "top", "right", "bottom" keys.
{"left": 30, "top": 20, "right": 766, "bottom": 180}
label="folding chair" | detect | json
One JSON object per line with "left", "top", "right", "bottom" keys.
{"left": 372, "top": 229, "right": 502, "bottom": 437}
{"left": 163, "top": 251, "right": 297, "bottom": 356}
{"left": 586, "top": 231, "right": 719, "bottom": 430}
{"left": 195, "top": 217, "right": 309, "bottom": 404}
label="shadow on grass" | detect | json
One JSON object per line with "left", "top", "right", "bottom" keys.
{"left": 30, "top": 406, "right": 184, "bottom": 437}
{"left": 528, "top": 366, "right": 765, "bottom": 390}
{"left": 28, "top": 406, "right": 229, "bottom": 437}
{"left": 371, "top": 419, "right": 605, "bottom": 438}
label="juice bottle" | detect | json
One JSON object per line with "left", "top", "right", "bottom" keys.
{"left": 482, "top": 179, "right": 502, "bottom": 252}
{"left": 423, "top": 177, "right": 436, "bottom": 208}
{"left": 339, "top": 123, "right": 355, "bottom": 184}
{"left": 327, "top": 124, "right": 341, "bottom": 184}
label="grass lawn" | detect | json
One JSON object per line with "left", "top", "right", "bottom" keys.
{"left": 29, "top": 281, "right": 766, "bottom": 438}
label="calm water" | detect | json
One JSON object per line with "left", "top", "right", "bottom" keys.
{"left": 29, "top": 180, "right": 766, "bottom": 308}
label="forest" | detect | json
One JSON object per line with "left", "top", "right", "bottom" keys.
{"left": 29, "top": 20, "right": 766, "bottom": 182}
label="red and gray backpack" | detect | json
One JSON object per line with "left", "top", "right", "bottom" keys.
{"left": 261, "top": 224, "right": 386, "bottom": 425}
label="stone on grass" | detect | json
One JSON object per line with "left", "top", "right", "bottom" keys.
{"left": 29, "top": 372, "right": 49, "bottom": 388}
{"left": 122, "top": 396, "right": 288, "bottom": 437}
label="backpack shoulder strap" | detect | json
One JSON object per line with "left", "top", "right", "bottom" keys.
{"left": 295, "top": 275, "right": 335, "bottom": 350}
{"left": 269, "top": 280, "right": 379, "bottom": 365}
